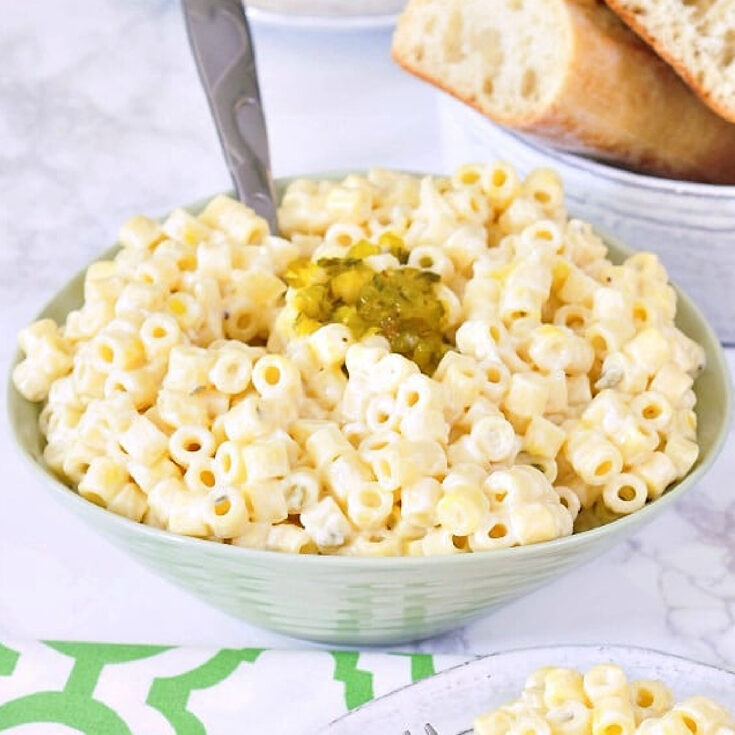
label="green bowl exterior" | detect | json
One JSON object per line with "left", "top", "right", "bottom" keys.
{"left": 7, "top": 174, "right": 733, "bottom": 645}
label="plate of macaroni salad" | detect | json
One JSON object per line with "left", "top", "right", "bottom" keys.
{"left": 12, "top": 163, "right": 707, "bottom": 557}
{"left": 321, "top": 646, "right": 735, "bottom": 734}
{"left": 473, "top": 665, "right": 734, "bottom": 735}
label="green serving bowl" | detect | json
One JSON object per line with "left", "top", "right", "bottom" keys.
{"left": 7, "top": 175, "right": 733, "bottom": 645}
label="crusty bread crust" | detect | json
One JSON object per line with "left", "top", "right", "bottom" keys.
{"left": 392, "top": 0, "right": 735, "bottom": 183}
{"left": 604, "top": 0, "right": 735, "bottom": 124}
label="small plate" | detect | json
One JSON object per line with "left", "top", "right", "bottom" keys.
{"left": 246, "top": 6, "right": 400, "bottom": 31}
{"left": 321, "top": 645, "right": 735, "bottom": 734}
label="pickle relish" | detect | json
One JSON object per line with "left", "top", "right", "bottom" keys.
{"left": 284, "top": 235, "right": 452, "bottom": 373}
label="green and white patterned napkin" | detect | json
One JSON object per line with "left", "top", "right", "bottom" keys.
{"left": 0, "top": 640, "right": 467, "bottom": 733}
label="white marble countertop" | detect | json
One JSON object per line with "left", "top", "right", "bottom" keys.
{"left": 1, "top": 0, "right": 734, "bottom": 673}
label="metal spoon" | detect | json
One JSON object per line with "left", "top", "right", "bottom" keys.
{"left": 182, "top": 0, "right": 278, "bottom": 233}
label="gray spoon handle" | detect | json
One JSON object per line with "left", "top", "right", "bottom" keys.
{"left": 182, "top": 0, "right": 278, "bottom": 233}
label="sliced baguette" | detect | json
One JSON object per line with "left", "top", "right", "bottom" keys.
{"left": 605, "top": 0, "right": 735, "bottom": 123}
{"left": 392, "top": 0, "right": 735, "bottom": 183}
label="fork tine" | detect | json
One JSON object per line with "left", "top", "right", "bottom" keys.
{"left": 402, "top": 722, "right": 440, "bottom": 734}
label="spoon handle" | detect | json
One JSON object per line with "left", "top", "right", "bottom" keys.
{"left": 182, "top": 0, "right": 278, "bottom": 233}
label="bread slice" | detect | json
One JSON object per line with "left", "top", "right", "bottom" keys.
{"left": 392, "top": 0, "right": 735, "bottom": 183}
{"left": 604, "top": 0, "right": 735, "bottom": 123}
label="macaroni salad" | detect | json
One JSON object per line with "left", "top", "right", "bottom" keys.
{"left": 13, "top": 163, "right": 705, "bottom": 555}
{"left": 474, "top": 664, "right": 734, "bottom": 735}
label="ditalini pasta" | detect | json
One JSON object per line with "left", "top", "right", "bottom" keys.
{"left": 474, "top": 665, "right": 733, "bottom": 735}
{"left": 14, "top": 163, "right": 705, "bottom": 555}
